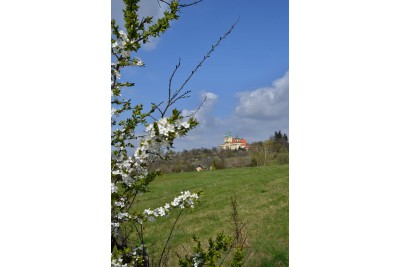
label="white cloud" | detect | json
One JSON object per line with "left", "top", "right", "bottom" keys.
{"left": 235, "top": 71, "right": 289, "bottom": 120}
{"left": 174, "top": 72, "right": 289, "bottom": 150}
{"left": 182, "top": 91, "right": 221, "bottom": 129}
{"left": 231, "top": 117, "right": 289, "bottom": 143}
{"left": 175, "top": 91, "right": 223, "bottom": 150}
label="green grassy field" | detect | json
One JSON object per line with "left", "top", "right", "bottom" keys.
{"left": 135, "top": 164, "right": 289, "bottom": 266}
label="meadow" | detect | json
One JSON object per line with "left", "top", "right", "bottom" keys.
{"left": 135, "top": 164, "right": 289, "bottom": 266}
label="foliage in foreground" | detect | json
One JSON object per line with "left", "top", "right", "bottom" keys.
{"left": 178, "top": 197, "right": 247, "bottom": 267}
{"left": 111, "top": 1, "right": 244, "bottom": 266}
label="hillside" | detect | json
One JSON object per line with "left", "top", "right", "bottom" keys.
{"left": 135, "top": 165, "right": 289, "bottom": 266}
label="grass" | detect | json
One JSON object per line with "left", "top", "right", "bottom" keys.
{"left": 134, "top": 164, "right": 289, "bottom": 266}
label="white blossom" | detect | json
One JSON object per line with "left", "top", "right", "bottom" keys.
{"left": 111, "top": 257, "right": 127, "bottom": 267}
{"left": 111, "top": 183, "right": 117, "bottom": 193}
{"left": 121, "top": 50, "right": 130, "bottom": 58}
{"left": 115, "top": 70, "right": 121, "bottom": 79}
{"left": 111, "top": 26, "right": 200, "bottom": 266}
{"left": 145, "top": 123, "right": 154, "bottom": 133}
{"left": 134, "top": 57, "right": 144, "bottom": 66}
{"left": 117, "top": 212, "right": 130, "bottom": 220}
{"left": 133, "top": 216, "right": 143, "bottom": 225}
{"left": 193, "top": 253, "right": 202, "bottom": 267}
{"left": 158, "top": 118, "right": 167, "bottom": 125}
{"left": 181, "top": 121, "right": 190, "bottom": 129}
{"left": 142, "top": 191, "right": 199, "bottom": 222}
{"left": 115, "top": 201, "right": 125, "bottom": 208}
{"left": 118, "top": 30, "right": 127, "bottom": 38}
{"left": 112, "top": 170, "right": 122, "bottom": 175}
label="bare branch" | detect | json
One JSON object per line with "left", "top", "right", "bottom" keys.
{"left": 158, "top": 209, "right": 184, "bottom": 266}
{"left": 168, "top": 59, "right": 181, "bottom": 104}
{"left": 159, "top": 0, "right": 204, "bottom": 9}
{"left": 160, "top": 18, "right": 239, "bottom": 117}
{"left": 178, "top": 0, "right": 204, "bottom": 8}
{"left": 152, "top": 101, "right": 165, "bottom": 116}
{"left": 183, "top": 95, "right": 207, "bottom": 118}
{"left": 177, "top": 18, "right": 239, "bottom": 95}
{"left": 167, "top": 90, "right": 191, "bottom": 108}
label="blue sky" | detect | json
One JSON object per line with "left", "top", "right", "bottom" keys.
{"left": 112, "top": 0, "right": 288, "bottom": 150}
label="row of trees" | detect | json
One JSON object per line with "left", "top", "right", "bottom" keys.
{"left": 150, "top": 131, "right": 289, "bottom": 173}
{"left": 250, "top": 131, "right": 289, "bottom": 167}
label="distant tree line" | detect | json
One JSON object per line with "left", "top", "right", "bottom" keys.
{"left": 150, "top": 131, "right": 289, "bottom": 173}
{"left": 250, "top": 130, "right": 288, "bottom": 167}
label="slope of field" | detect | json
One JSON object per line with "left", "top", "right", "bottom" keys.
{"left": 136, "top": 164, "right": 289, "bottom": 266}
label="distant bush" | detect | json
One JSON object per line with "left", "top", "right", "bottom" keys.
{"left": 212, "top": 157, "right": 226, "bottom": 170}
{"left": 277, "top": 152, "right": 289, "bottom": 164}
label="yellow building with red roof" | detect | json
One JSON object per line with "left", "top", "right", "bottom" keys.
{"left": 219, "top": 133, "right": 250, "bottom": 150}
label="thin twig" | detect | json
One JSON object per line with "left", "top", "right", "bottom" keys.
{"left": 167, "top": 59, "right": 181, "bottom": 106}
{"left": 157, "top": 209, "right": 184, "bottom": 267}
{"left": 184, "top": 96, "right": 207, "bottom": 118}
{"left": 125, "top": 191, "right": 138, "bottom": 212}
{"left": 178, "top": 0, "right": 204, "bottom": 8}
{"left": 160, "top": 19, "right": 239, "bottom": 117}
{"left": 178, "top": 19, "right": 239, "bottom": 95}
{"left": 159, "top": 0, "right": 204, "bottom": 9}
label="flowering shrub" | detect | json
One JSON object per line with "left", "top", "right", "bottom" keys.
{"left": 111, "top": 1, "right": 205, "bottom": 266}
{"left": 111, "top": 1, "right": 241, "bottom": 266}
